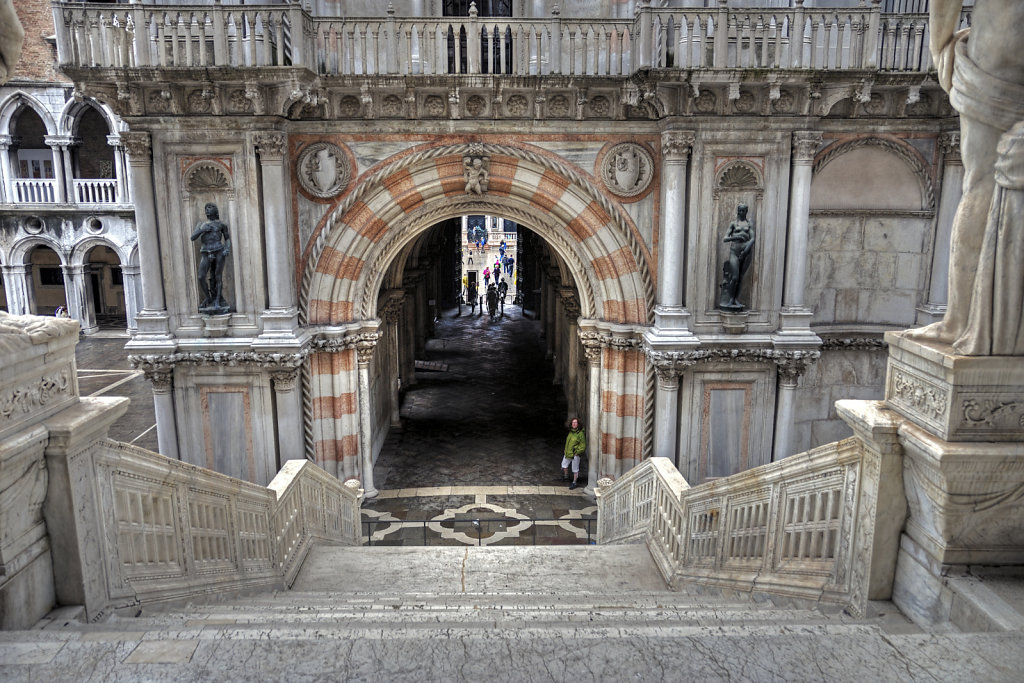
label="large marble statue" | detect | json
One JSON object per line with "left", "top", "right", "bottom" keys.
{"left": 0, "top": 0, "right": 24, "bottom": 84}
{"left": 908, "top": 0, "right": 1024, "bottom": 354}
{"left": 190, "top": 202, "right": 232, "bottom": 315}
{"left": 719, "top": 203, "right": 756, "bottom": 311}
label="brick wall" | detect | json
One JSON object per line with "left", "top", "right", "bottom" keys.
{"left": 10, "top": 0, "right": 66, "bottom": 83}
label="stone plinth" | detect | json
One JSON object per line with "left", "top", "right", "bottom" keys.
{"left": 885, "top": 331, "right": 1024, "bottom": 442}
{"left": 0, "top": 313, "right": 80, "bottom": 629}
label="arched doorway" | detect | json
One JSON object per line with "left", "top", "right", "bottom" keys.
{"left": 26, "top": 244, "right": 67, "bottom": 316}
{"left": 81, "top": 243, "right": 127, "bottom": 331}
{"left": 300, "top": 142, "right": 654, "bottom": 491}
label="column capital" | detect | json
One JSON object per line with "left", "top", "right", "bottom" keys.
{"left": 0, "top": 134, "right": 11, "bottom": 150}
{"left": 271, "top": 368, "right": 299, "bottom": 392}
{"left": 121, "top": 131, "right": 152, "bottom": 163}
{"left": 647, "top": 350, "right": 696, "bottom": 381}
{"left": 144, "top": 368, "right": 174, "bottom": 393}
{"left": 938, "top": 131, "right": 962, "bottom": 164}
{"left": 356, "top": 338, "right": 378, "bottom": 364}
{"left": 106, "top": 134, "right": 122, "bottom": 149}
{"left": 44, "top": 135, "right": 76, "bottom": 149}
{"left": 252, "top": 131, "right": 287, "bottom": 161}
{"left": 661, "top": 130, "right": 696, "bottom": 161}
{"left": 792, "top": 131, "right": 823, "bottom": 163}
{"left": 774, "top": 351, "right": 819, "bottom": 387}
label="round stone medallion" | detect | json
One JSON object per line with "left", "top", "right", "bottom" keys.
{"left": 297, "top": 142, "right": 351, "bottom": 199}
{"left": 599, "top": 143, "right": 654, "bottom": 198}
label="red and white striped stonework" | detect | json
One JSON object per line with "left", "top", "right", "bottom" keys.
{"left": 600, "top": 347, "right": 646, "bottom": 476}
{"left": 301, "top": 143, "right": 655, "bottom": 474}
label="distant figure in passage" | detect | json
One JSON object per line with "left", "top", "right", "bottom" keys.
{"left": 191, "top": 202, "right": 232, "bottom": 314}
{"left": 483, "top": 266, "right": 491, "bottom": 287}
{"left": 561, "top": 417, "right": 586, "bottom": 490}
{"left": 486, "top": 283, "right": 498, "bottom": 321}
{"left": 497, "top": 279, "right": 508, "bottom": 304}
{"left": 719, "top": 203, "right": 755, "bottom": 311}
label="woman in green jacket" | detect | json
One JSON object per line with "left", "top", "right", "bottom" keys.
{"left": 561, "top": 417, "right": 586, "bottom": 490}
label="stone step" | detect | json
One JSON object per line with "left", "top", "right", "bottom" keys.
{"left": 1, "top": 626, "right": 1020, "bottom": 680}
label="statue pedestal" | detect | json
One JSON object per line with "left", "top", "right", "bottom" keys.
{"left": 720, "top": 311, "right": 748, "bottom": 335}
{"left": 847, "top": 332, "right": 1024, "bottom": 625}
{"left": 202, "top": 313, "right": 232, "bottom": 338}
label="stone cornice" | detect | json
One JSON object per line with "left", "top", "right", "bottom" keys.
{"left": 644, "top": 346, "right": 822, "bottom": 379}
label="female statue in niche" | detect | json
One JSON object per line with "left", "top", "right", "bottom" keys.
{"left": 719, "top": 203, "right": 756, "bottom": 311}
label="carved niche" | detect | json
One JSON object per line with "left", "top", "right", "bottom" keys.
{"left": 599, "top": 142, "right": 654, "bottom": 198}
{"left": 296, "top": 142, "right": 351, "bottom": 199}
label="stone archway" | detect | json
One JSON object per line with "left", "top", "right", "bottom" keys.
{"left": 299, "top": 142, "right": 655, "bottom": 486}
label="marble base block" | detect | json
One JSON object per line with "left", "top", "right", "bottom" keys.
{"left": 885, "top": 330, "right": 1024, "bottom": 442}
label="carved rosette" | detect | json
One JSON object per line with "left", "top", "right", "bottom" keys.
{"left": 600, "top": 143, "right": 654, "bottom": 198}
{"left": 121, "top": 131, "right": 152, "bottom": 163}
{"left": 253, "top": 131, "right": 287, "bottom": 162}
{"left": 662, "top": 131, "right": 696, "bottom": 162}
{"left": 792, "top": 131, "right": 823, "bottom": 164}
{"left": 297, "top": 142, "right": 350, "bottom": 199}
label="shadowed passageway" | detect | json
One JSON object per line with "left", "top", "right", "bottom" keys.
{"left": 372, "top": 305, "right": 586, "bottom": 490}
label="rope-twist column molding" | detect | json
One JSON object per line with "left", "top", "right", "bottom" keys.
{"left": 302, "top": 142, "right": 655, "bottom": 325}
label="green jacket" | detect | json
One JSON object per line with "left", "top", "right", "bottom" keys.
{"left": 564, "top": 427, "right": 586, "bottom": 459}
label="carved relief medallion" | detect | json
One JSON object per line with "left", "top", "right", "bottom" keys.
{"left": 694, "top": 91, "right": 717, "bottom": 113}
{"left": 380, "top": 95, "right": 403, "bottom": 117}
{"left": 297, "top": 142, "right": 350, "bottom": 199}
{"left": 339, "top": 96, "right": 361, "bottom": 117}
{"left": 548, "top": 94, "right": 570, "bottom": 118}
{"left": 772, "top": 90, "right": 795, "bottom": 114}
{"left": 600, "top": 143, "right": 654, "bottom": 198}
{"left": 465, "top": 95, "right": 486, "bottom": 117}
{"left": 423, "top": 95, "right": 445, "bottom": 117}
{"left": 589, "top": 96, "right": 610, "bottom": 117}
{"left": 506, "top": 95, "right": 529, "bottom": 117}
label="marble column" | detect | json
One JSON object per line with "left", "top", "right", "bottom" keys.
{"left": 253, "top": 131, "right": 297, "bottom": 335}
{"left": 653, "top": 129, "right": 697, "bottom": 333}
{"left": 121, "top": 132, "right": 169, "bottom": 336}
{"left": 356, "top": 340, "right": 379, "bottom": 499}
{"left": 772, "top": 357, "right": 809, "bottom": 461}
{"left": 121, "top": 264, "right": 141, "bottom": 332}
{"left": 560, "top": 290, "right": 581, "bottom": 415}
{"left": 918, "top": 131, "right": 962, "bottom": 325}
{"left": 106, "top": 135, "right": 128, "bottom": 204}
{"left": 63, "top": 264, "right": 96, "bottom": 334}
{"left": 147, "top": 368, "right": 179, "bottom": 459}
{"left": 582, "top": 340, "right": 603, "bottom": 497}
{"left": 1, "top": 265, "right": 30, "bottom": 315}
{"left": 44, "top": 135, "right": 71, "bottom": 203}
{"left": 271, "top": 367, "right": 303, "bottom": 465}
{"left": 780, "top": 131, "right": 823, "bottom": 333}
{"left": 383, "top": 295, "right": 404, "bottom": 427}
{"left": 0, "top": 134, "right": 12, "bottom": 203}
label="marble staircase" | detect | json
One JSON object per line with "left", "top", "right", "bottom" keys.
{"left": 4, "top": 545, "right": 1024, "bottom": 681}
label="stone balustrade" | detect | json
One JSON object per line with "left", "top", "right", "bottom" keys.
{"left": 53, "top": 3, "right": 960, "bottom": 76}
{"left": 597, "top": 435, "right": 892, "bottom": 616}
{"left": 52, "top": 442, "right": 364, "bottom": 619}
{"left": 72, "top": 178, "right": 119, "bottom": 204}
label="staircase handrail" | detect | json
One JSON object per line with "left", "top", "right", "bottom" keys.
{"left": 597, "top": 436, "right": 878, "bottom": 615}
{"left": 69, "top": 440, "right": 362, "bottom": 618}
{"left": 51, "top": 2, "right": 960, "bottom": 76}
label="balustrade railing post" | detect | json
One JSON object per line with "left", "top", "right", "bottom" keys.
{"left": 549, "top": 4, "right": 561, "bottom": 75}
{"left": 792, "top": 0, "right": 805, "bottom": 68}
{"left": 635, "top": 0, "right": 652, "bottom": 70}
{"left": 468, "top": 2, "right": 480, "bottom": 73}
{"left": 713, "top": 0, "right": 728, "bottom": 68}
{"left": 289, "top": 2, "right": 305, "bottom": 67}
{"left": 131, "top": 6, "right": 150, "bottom": 67}
{"left": 863, "top": 0, "right": 880, "bottom": 69}
{"left": 211, "top": 5, "right": 226, "bottom": 65}
{"left": 386, "top": 3, "right": 398, "bottom": 74}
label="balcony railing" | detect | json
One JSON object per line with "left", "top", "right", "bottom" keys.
{"left": 73, "top": 177, "right": 119, "bottom": 204}
{"left": 12, "top": 178, "right": 57, "bottom": 203}
{"left": 54, "top": 3, "right": 965, "bottom": 77}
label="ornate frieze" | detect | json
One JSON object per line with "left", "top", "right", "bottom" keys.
{"left": 0, "top": 369, "right": 72, "bottom": 424}
{"left": 889, "top": 367, "right": 949, "bottom": 420}
{"left": 820, "top": 337, "right": 887, "bottom": 351}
